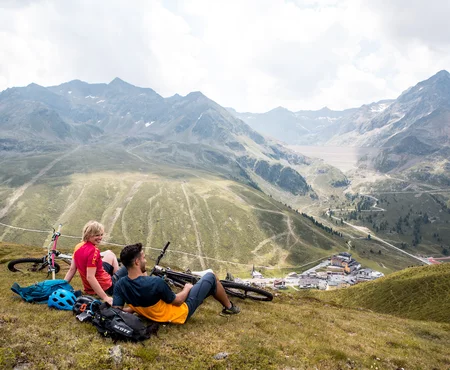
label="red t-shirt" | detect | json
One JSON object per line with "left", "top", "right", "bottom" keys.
{"left": 73, "top": 241, "right": 112, "bottom": 294}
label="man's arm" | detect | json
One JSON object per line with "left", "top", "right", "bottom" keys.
{"left": 171, "top": 283, "right": 193, "bottom": 306}
{"left": 64, "top": 259, "right": 77, "bottom": 282}
{"left": 112, "top": 283, "right": 134, "bottom": 312}
{"left": 112, "top": 304, "right": 134, "bottom": 313}
{"left": 86, "top": 267, "right": 112, "bottom": 305}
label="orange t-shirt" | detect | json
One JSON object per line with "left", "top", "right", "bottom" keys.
{"left": 73, "top": 241, "right": 112, "bottom": 294}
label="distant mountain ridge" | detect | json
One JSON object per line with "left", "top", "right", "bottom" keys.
{"left": 233, "top": 70, "right": 450, "bottom": 150}
{"left": 229, "top": 105, "right": 359, "bottom": 146}
{"left": 0, "top": 78, "right": 349, "bottom": 199}
{"left": 234, "top": 70, "right": 450, "bottom": 182}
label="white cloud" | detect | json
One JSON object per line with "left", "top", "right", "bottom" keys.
{"left": 0, "top": 0, "right": 449, "bottom": 113}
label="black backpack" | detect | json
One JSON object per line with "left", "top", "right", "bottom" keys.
{"left": 73, "top": 295, "right": 102, "bottom": 322}
{"left": 92, "top": 303, "right": 159, "bottom": 342}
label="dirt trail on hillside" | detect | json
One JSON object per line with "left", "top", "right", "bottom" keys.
{"left": 0, "top": 147, "right": 80, "bottom": 220}
{"left": 247, "top": 189, "right": 284, "bottom": 211}
{"left": 251, "top": 206, "right": 299, "bottom": 248}
{"left": 203, "top": 198, "right": 220, "bottom": 250}
{"left": 250, "top": 206, "right": 284, "bottom": 215}
{"left": 121, "top": 181, "right": 143, "bottom": 244}
{"left": 105, "top": 207, "right": 122, "bottom": 241}
{"left": 252, "top": 232, "right": 289, "bottom": 255}
{"left": 286, "top": 215, "right": 300, "bottom": 246}
{"left": 181, "top": 183, "right": 206, "bottom": 269}
{"left": 58, "top": 184, "right": 87, "bottom": 225}
{"left": 146, "top": 187, "right": 163, "bottom": 248}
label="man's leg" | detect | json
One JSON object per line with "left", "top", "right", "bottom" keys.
{"left": 213, "top": 276, "right": 240, "bottom": 316}
{"left": 212, "top": 275, "right": 232, "bottom": 307}
{"left": 100, "top": 250, "right": 120, "bottom": 273}
{"left": 101, "top": 250, "right": 127, "bottom": 284}
{"left": 185, "top": 272, "right": 239, "bottom": 321}
{"left": 185, "top": 272, "right": 216, "bottom": 320}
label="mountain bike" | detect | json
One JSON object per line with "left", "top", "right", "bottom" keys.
{"left": 149, "top": 242, "right": 273, "bottom": 301}
{"left": 7, "top": 225, "right": 72, "bottom": 278}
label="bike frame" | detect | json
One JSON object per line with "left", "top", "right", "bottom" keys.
{"left": 50, "top": 224, "right": 62, "bottom": 280}
{"left": 148, "top": 242, "right": 273, "bottom": 301}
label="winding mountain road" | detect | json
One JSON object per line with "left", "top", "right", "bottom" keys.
{"left": 326, "top": 192, "right": 431, "bottom": 265}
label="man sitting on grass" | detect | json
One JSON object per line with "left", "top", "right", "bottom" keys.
{"left": 113, "top": 243, "right": 240, "bottom": 324}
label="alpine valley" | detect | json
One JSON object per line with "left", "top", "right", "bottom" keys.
{"left": 1, "top": 71, "right": 449, "bottom": 273}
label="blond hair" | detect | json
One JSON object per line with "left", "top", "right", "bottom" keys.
{"left": 82, "top": 220, "right": 104, "bottom": 242}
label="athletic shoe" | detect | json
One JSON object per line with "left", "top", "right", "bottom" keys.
{"left": 220, "top": 301, "right": 240, "bottom": 316}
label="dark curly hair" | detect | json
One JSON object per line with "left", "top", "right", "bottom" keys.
{"left": 120, "top": 243, "right": 143, "bottom": 268}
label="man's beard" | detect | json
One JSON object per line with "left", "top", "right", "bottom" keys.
{"left": 140, "top": 262, "right": 146, "bottom": 273}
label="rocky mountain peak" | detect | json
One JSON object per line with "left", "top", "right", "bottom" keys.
{"left": 418, "top": 69, "right": 450, "bottom": 90}
{"left": 109, "top": 77, "right": 130, "bottom": 86}
{"left": 185, "top": 91, "right": 208, "bottom": 101}
{"left": 108, "top": 77, "right": 139, "bottom": 93}
{"left": 318, "top": 106, "right": 332, "bottom": 113}
{"left": 430, "top": 69, "right": 450, "bottom": 80}
{"left": 267, "top": 106, "right": 294, "bottom": 117}
{"left": 395, "top": 70, "right": 450, "bottom": 108}
{"left": 26, "top": 82, "right": 43, "bottom": 89}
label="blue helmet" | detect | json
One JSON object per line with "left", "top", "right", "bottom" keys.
{"left": 48, "top": 289, "right": 76, "bottom": 310}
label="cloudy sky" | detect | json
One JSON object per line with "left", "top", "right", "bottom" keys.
{"left": 1, "top": 0, "right": 449, "bottom": 112}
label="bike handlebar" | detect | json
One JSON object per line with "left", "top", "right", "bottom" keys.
{"left": 149, "top": 241, "right": 170, "bottom": 276}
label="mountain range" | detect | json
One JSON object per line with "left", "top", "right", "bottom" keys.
{"left": 1, "top": 70, "right": 446, "bottom": 273}
{"left": 2, "top": 70, "right": 449, "bottom": 197}
{"left": 0, "top": 78, "right": 351, "bottom": 199}
{"left": 235, "top": 70, "right": 450, "bottom": 183}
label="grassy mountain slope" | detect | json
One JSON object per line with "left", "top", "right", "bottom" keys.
{"left": 303, "top": 263, "right": 450, "bottom": 323}
{"left": 0, "top": 146, "right": 351, "bottom": 274}
{"left": 0, "top": 145, "right": 425, "bottom": 274}
{"left": 1, "top": 79, "right": 325, "bottom": 199}
{"left": 1, "top": 243, "right": 449, "bottom": 369}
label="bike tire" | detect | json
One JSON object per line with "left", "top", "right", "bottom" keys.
{"left": 221, "top": 281, "right": 273, "bottom": 301}
{"left": 7, "top": 258, "right": 60, "bottom": 274}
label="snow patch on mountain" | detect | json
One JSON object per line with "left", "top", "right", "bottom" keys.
{"left": 370, "top": 103, "right": 390, "bottom": 113}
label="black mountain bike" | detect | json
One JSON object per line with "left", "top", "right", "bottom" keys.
{"left": 149, "top": 242, "right": 273, "bottom": 302}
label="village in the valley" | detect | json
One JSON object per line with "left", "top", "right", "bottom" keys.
{"left": 241, "top": 252, "right": 385, "bottom": 291}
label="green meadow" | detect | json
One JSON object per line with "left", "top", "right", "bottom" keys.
{"left": 0, "top": 243, "right": 449, "bottom": 369}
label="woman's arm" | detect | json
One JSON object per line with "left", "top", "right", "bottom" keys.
{"left": 86, "top": 267, "right": 113, "bottom": 305}
{"left": 64, "top": 259, "right": 77, "bottom": 282}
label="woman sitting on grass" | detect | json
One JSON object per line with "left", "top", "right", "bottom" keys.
{"left": 64, "top": 220, "right": 126, "bottom": 305}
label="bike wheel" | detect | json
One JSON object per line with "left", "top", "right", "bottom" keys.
{"left": 222, "top": 281, "right": 273, "bottom": 301}
{"left": 7, "top": 258, "right": 60, "bottom": 274}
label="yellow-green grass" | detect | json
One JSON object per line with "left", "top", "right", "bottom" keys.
{"left": 0, "top": 164, "right": 359, "bottom": 275}
{"left": 1, "top": 146, "right": 424, "bottom": 275}
{"left": 1, "top": 243, "right": 449, "bottom": 369}
{"left": 301, "top": 263, "right": 450, "bottom": 324}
